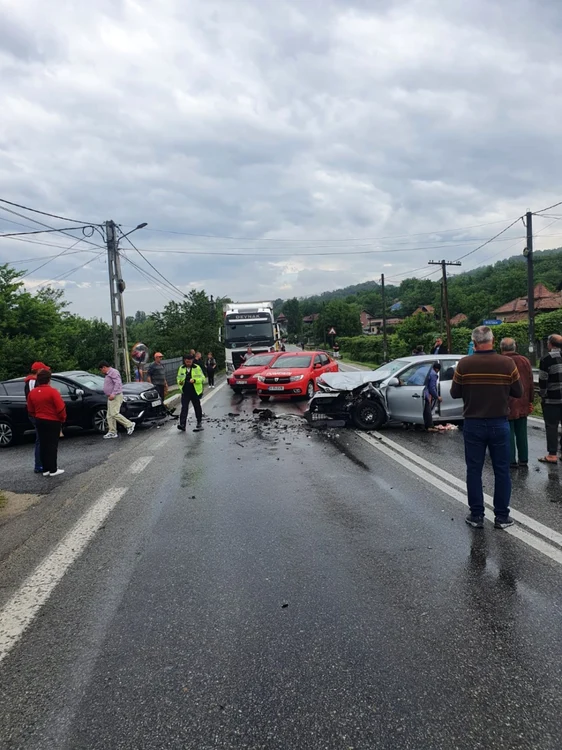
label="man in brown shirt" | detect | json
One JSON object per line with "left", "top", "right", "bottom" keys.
{"left": 500, "top": 338, "right": 534, "bottom": 467}
{"left": 451, "top": 326, "right": 522, "bottom": 529}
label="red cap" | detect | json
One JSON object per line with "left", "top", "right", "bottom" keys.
{"left": 154, "top": 352, "right": 163, "bottom": 358}
{"left": 32, "top": 361, "right": 50, "bottom": 372}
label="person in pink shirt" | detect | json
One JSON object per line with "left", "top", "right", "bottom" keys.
{"left": 98, "top": 361, "right": 135, "bottom": 439}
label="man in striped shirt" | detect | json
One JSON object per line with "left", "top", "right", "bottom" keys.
{"left": 538, "top": 334, "right": 562, "bottom": 464}
{"left": 451, "top": 326, "right": 522, "bottom": 529}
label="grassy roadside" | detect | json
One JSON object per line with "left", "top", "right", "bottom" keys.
{"left": 0, "top": 492, "right": 7, "bottom": 510}
{"left": 531, "top": 394, "right": 543, "bottom": 419}
{"left": 339, "top": 354, "right": 378, "bottom": 369}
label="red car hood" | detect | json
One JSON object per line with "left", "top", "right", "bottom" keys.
{"left": 232, "top": 365, "right": 270, "bottom": 377}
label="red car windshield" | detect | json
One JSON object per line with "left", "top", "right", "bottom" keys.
{"left": 271, "top": 355, "right": 312, "bottom": 369}
{"left": 242, "top": 354, "right": 276, "bottom": 367}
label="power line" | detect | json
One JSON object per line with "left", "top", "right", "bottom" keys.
{"left": 119, "top": 231, "right": 187, "bottom": 298}
{"left": 25, "top": 252, "right": 105, "bottom": 290}
{"left": 19, "top": 236, "right": 92, "bottom": 279}
{"left": 0, "top": 204, "right": 103, "bottom": 249}
{"left": 532, "top": 199, "right": 562, "bottom": 215}
{"left": 121, "top": 217, "right": 519, "bottom": 243}
{"left": 452, "top": 217, "right": 522, "bottom": 262}
{"left": 0, "top": 197, "right": 96, "bottom": 225}
{"left": 0, "top": 225, "right": 90, "bottom": 238}
{"left": 121, "top": 254, "right": 186, "bottom": 302}
{"left": 6, "top": 250, "right": 95, "bottom": 265}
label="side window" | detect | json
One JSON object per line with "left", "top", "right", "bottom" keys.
{"left": 314, "top": 355, "right": 322, "bottom": 366}
{"left": 3, "top": 381, "right": 25, "bottom": 396}
{"left": 440, "top": 361, "right": 459, "bottom": 381}
{"left": 51, "top": 380, "right": 72, "bottom": 396}
{"left": 320, "top": 354, "right": 330, "bottom": 365}
{"left": 399, "top": 362, "right": 432, "bottom": 386}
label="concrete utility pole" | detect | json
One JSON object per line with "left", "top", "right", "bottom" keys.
{"left": 428, "top": 259, "right": 461, "bottom": 354}
{"left": 524, "top": 211, "right": 536, "bottom": 365}
{"left": 381, "top": 273, "right": 388, "bottom": 362}
{"left": 106, "top": 220, "right": 131, "bottom": 382}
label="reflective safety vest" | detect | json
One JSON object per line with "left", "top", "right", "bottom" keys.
{"left": 177, "top": 364, "right": 205, "bottom": 395}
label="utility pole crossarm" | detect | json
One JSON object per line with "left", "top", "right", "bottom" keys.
{"left": 428, "top": 260, "right": 462, "bottom": 355}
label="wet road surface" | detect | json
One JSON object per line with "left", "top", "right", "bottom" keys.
{"left": 0, "top": 379, "right": 561, "bottom": 749}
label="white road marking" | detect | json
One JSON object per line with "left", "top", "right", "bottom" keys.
{"left": 0, "top": 487, "right": 128, "bottom": 664}
{"left": 201, "top": 379, "right": 227, "bottom": 404}
{"left": 368, "top": 431, "right": 562, "bottom": 549}
{"left": 128, "top": 456, "right": 154, "bottom": 474}
{"left": 356, "top": 432, "right": 562, "bottom": 566}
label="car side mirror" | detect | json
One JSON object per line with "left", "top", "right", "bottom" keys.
{"left": 387, "top": 377, "right": 400, "bottom": 387}
{"left": 75, "top": 389, "right": 85, "bottom": 396}
{"left": 314, "top": 363, "right": 322, "bottom": 369}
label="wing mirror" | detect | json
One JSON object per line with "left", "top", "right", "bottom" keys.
{"left": 387, "top": 377, "right": 400, "bottom": 387}
{"left": 74, "top": 388, "right": 85, "bottom": 397}
{"left": 314, "top": 362, "right": 322, "bottom": 369}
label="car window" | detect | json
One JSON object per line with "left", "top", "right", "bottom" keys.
{"left": 440, "top": 360, "right": 459, "bottom": 381}
{"left": 242, "top": 354, "right": 275, "bottom": 367}
{"left": 51, "top": 380, "right": 72, "bottom": 395}
{"left": 72, "top": 373, "right": 106, "bottom": 389}
{"left": 314, "top": 355, "right": 322, "bottom": 366}
{"left": 271, "top": 355, "right": 312, "bottom": 369}
{"left": 399, "top": 362, "right": 432, "bottom": 386}
{"left": 371, "top": 360, "right": 411, "bottom": 379}
{"left": 319, "top": 354, "right": 330, "bottom": 365}
{"left": 3, "top": 381, "right": 25, "bottom": 396}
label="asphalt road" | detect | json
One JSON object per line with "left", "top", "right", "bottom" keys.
{"left": 1, "top": 376, "right": 562, "bottom": 749}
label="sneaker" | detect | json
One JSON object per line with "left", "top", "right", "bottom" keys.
{"left": 103, "top": 432, "right": 118, "bottom": 439}
{"left": 465, "top": 514, "right": 484, "bottom": 528}
{"left": 494, "top": 515, "right": 514, "bottom": 529}
{"left": 49, "top": 469, "right": 65, "bottom": 477}
{"left": 43, "top": 471, "right": 51, "bottom": 477}
{"left": 193, "top": 423, "right": 204, "bottom": 432}
{"left": 127, "top": 423, "right": 136, "bottom": 436}
{"left": 177, "top": 425, "right": 186, "bottom": 432}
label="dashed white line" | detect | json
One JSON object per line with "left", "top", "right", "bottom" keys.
{"left": 128, "top": 456, "right": 154, "bottom": 474}
{"left": 0, "top": 487, "right": 128, "bottom": 664}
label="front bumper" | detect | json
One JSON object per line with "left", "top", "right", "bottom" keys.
{"left": 123, "top": 400, "right": 167, "bottom": 424}
{"left": 257, "top": 385, "right": 304, "bottom": 396}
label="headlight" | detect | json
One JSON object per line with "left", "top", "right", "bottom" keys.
{"left": 257, "top": 375, "right": 266, "bottom": 382}
{"left": 122, "top": 395, "right": 138, "bottom": 402}
{"left": 290, "top": 375, "right": 304, "bottom": 382}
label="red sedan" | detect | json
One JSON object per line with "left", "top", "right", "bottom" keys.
{"left": 228, "top": 352, "right": 283, "bottom": 393}
{"left": 256, "top": 351, "right": 339, "bottom": 400}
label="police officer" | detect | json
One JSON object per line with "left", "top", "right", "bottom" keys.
{"left": 177, "top": 353, "right": 205, "bottom": 432}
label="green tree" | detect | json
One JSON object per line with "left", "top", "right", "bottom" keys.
{"left": 282, "top": 298, "right": 302, "bottom": 336}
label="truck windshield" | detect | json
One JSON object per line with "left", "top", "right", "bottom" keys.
{"left": 225, "top": 321, "right": 273, "bottom": 342}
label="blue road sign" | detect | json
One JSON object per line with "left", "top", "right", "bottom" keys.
{"left": 483, "top": 319, "right": 502, "bottom": 326}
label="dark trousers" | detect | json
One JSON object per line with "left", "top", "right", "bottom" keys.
{"left": 423, "top": 398, "right": 434, "bottom": 429}
{"left": 509, "top": 417, "right": 528, "bottom": 463}
{"left": 180, "top": 391, "right": 202, "bottom": 426}
{"left": 35, "top": 418, "right": 62, "bottom": 473}
{"left": 154, "top": 384, "right": 165, "bottom": 402}
{"left": 29, "top": 416, "right": 42, "bottom": 470}
{"left": 207, "top": 369, "right": 215, "bottom": 386}
{"left": 543, "top": 403, "right": 562, "bottom": 456}
{"left": 463, "top": 417, "right": 511, "bottom": 518}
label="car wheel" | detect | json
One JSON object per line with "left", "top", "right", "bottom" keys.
{"left": 92, "top": 407, "right": 108, "bottom": 434}
{"left": 352, "top": 400, "right": 385, "bottom": 431}
{"left": 0, "top": 418, "right": 15, "bottom": 448}
{"left": 259, "top": 395, "right": 271, "bottom": 402}
{"left": 306, "top": 380, "right": 315, "bottom": 399}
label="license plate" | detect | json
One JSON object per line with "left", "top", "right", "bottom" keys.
{"left": 268, "top": 386, "right": 284, "bottom": 391}
{"left": 152, "top": 398, "right": 162, "bottom": 406}
{"left": 236, "top": 380, "right": 246, "bottom": 385}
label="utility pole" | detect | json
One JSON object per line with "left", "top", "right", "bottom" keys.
{"left": 106, "top": 220, "right": 131, "bottom": 382}
{"left": 524, "top": 211, "right": 536, "bottom": 365}
{"left": 381, "top": 274, "right": 388, "bottom": 362}
{"left": 428, "top": 259, "right": 461, "bottom": 354}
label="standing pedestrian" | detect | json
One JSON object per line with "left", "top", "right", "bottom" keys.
{"left": 205, "top": 352, "right": 217, "bottom": 388}
{"left": 147, "top": 352, "right": 168, "bottom": 403}
{"left": 423, "top": 362, "right": 442, "bottom": 431}
{"left": 24, "top": 361, "right": 50, "bottom": 474}
{"left": 26, "top": 369, "right": 66, "bottom": 477}
{"left": 413, "top": 345, "right": 425, "bottom": 356}
{"left": 538, "top": 334, "right": 562, "bottom": 464}
{"left": 451, "top": 326, "right": 522, "bottom": 529}
{"left": 500, "top": 338, "right": 534, "bottom": 468}
{"left": 432, "top": 338, "right": 448, "bottom": 355}
{"left": 242, "top": 347, "right": 254, "bottom": 362}
{"left": 98, "top": 361, "right": 136, "bottom": 439}
{"left": 177, "top": 354, "right": 205, "bottom": 432}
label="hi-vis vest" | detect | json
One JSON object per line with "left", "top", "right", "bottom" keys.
{"left": 177, "top": 364, "right": 204, "bottom": 395}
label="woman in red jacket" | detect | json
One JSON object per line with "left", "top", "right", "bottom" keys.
{"left": 27, "top": 369, "right": 67, "bottom": 477}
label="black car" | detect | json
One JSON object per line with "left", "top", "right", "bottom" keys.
{"left": 0, "top": 370, "right": 167, "bottom": 448}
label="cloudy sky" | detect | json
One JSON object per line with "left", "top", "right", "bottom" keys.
{"left": 1, "top": 0, "right": 562, "bottom": 319}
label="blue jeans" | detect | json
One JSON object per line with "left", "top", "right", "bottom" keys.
{"left": 28, "top": 416, "right": 42, "bottom": 471}
{"left": 463, "top": 418, "right": 511, "bottom": 518}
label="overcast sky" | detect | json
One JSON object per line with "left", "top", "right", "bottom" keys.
{"left": 1, "top": 0, "right": 562, "bottom": 319}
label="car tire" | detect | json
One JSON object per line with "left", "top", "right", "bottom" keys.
{"left": 92, "top": 407, "right": 108, "bottom": 434}
{"left": 306, "top": 380, "right": 315, "bottom": 399}
{"left": 0, "top": 418, "right": 15, "bottom": 448}
{"left": 352, "top": 400, "right": 385, "bottom": 431}
{"left": 259, "top": 395, "right": 271, "bottom": 402}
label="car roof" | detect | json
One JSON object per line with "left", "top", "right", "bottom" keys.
{"left": 387, "top": 354, "right": 464, "bottom": 365}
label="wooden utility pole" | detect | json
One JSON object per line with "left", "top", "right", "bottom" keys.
{"left": 381, "top": 273, "right": 388, "bottom": 362}
{"left": 428, "top": 260, "right": 461, "bottom": 354}
{"left": 524, "top": 211, "right": 536, "bottom": 365}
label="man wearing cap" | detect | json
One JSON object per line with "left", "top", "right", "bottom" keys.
{"left": 177, "top": 354, "right": 205, "bottom": 432}
{"left": 147, "top": 352, "right": 168, "bottom": 403}
{"left": 25, "top": 361, "right": 50, "bottom": 473}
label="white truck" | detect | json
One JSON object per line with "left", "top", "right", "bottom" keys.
{"left": 222, "top": 301, "right": 280, "bottom": 374}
